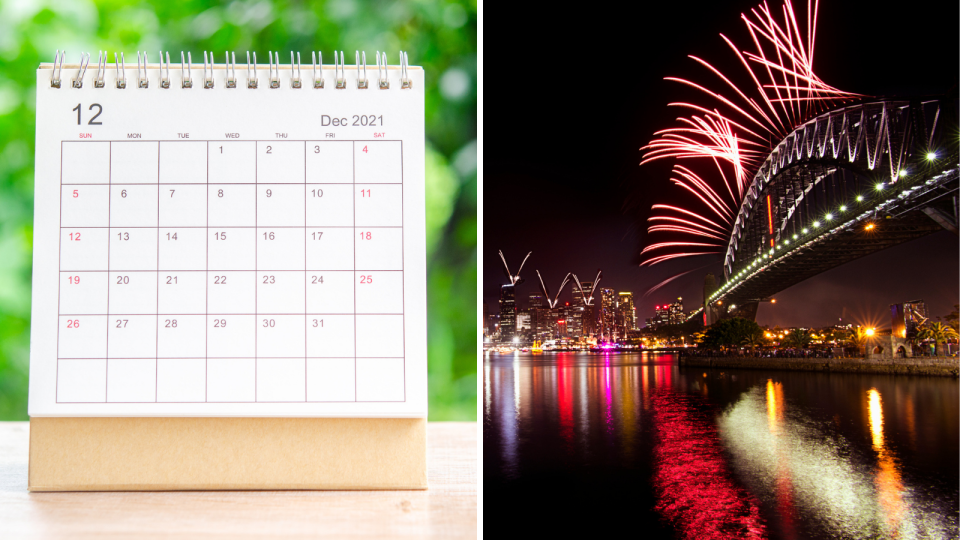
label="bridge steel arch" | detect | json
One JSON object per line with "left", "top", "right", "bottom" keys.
{"left": 704, "top": 97, "right": 958, "bottom": 324}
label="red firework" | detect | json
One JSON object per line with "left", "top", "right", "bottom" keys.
{"left": 640, "top": 0, "right": 863, "bottom": 266}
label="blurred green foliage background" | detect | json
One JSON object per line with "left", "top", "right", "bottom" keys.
{"left": 0, "top": 0, "right": 477, "bottom": 420}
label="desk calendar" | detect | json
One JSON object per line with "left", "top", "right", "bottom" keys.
{"left": 28, "top": 51, "right": 427, "bottom": 419}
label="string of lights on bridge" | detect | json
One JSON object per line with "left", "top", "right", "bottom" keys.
{"left": 708, "top": 151, "right": 944, "bottom": 308}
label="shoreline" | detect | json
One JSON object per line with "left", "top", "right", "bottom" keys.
{"left": 678, "top": 356, "right": 960, "bottom": 377}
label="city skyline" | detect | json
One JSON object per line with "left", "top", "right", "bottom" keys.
{"left": 486, "top": 233, "right": 959, "bottom": 330}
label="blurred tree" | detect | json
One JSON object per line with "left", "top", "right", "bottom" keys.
{"left": 0, "top": 0, "right": 476, "bottom": 420}
{"left": 700, "top": 318, "right": 762, "bottom": 349}
{"left": 783, "top": 329, "right": 813, "bottom": 349}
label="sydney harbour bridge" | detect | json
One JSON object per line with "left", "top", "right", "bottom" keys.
{"left": 704, "top": 97, "right": 958, "bottom": 324}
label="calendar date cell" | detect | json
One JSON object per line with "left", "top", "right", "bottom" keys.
{"left": 109, "top": 228, "right": 158, "bottom": 270}
{"left": 356, "top": 315, "right": 404, "bottom": 357}
{"left": 159, "top": 184, "right": 207, "bottom": 227}
{"left": 58, "top": 315, "right": 107, "bottom": 358}
{"left": 61, "top": 185, "right": 109, "bottom": 227}
{"left": 160, "top": 141, "right": 207, "bottom": 184}
{"left": 356, "top": 358, "right": 404, "bottom": 401}
{"left": 355, "top": 271, "right": 403, "bottom": 314}
{"left": 108, "top": 272, "right": 158, "bottom": 314}
{"left": 61, "top": 142, "right": 109, "bottom": 184}
{"left": 207, "top": 315, "right": 256, "bottom": 358}
{"left": 354, "top": 141, "right": 401, "bottom": 183}
{"left": 256, "top": 315, "right": 306, "bottom": 357}
{"left": 207, "top": 184, "right": 256, "bottom": 227}
{"left": 304, "top": 184, "right": 353, "bottom": 226}
{"left": 257, "top": 184, "right": 306, "bottom": 226}
{"left": 107, "top": 358, "right": 156, "bottom": 402}
{"left": 305, "top": 314, "right": 355, "bottom": 357}
{"left": 157, "top": 271, "right": 206, "bottom": 314}
{"left": 207, "top": 271, "right": 256, "bottom": 313}
{"left": 305, "top": 271, "right": 354, "bottom": 313}
{"left": 208, "top": 141, "right": 255, "bottom": 184}
{"left": 354, "top": 184, "right": 402, "bottom": 226}
{"left": 305, "top": 228, "right": 355, "bottom": 270}
{"left": 306, "top": 358, "right": 355, "bottom": 401}
{"left": 256, "top": 358, "right": 306, "bottom": 402}
{"left": 207, "top": 358, "right": 256, "bottom": 402}
{"left": 355, "top": 228, "right": 403, "bottom": 270}
{"left": 257, "top": 228, "right": 305, "bottom": 271}
{"left": 158, "top": 228, "right": 207, "bottom": 271}
{"left": 59, "top": 271, "right": 108, "bottom": 315}
{"left": 157, "top": 358, "right": 206, "bottom": 402}
{"left": 306, "top": 141, "right": 354, "bottom": 184}
{"left": 157, "top": 315, "right": 206, "bottom": 357}
{"left": 257, "top": 141, "right": 306, "bottom": 184}
{"left": 110, "top": 185, "right": 159, "bottom": 227}
{"left": 107, "top": 315, "right": 157, "bottom": 358}
{"left": 257, "top": 271, "right": 306, "bottom": 314}
{"left": 111, "top": 142, "right": 159, "bottom": 184}
{"left": 60, "top": 228, "right": 108, "bottom": 271}
{"left": 207, "top": 227, "right": 256, "bottom": 270}
{"left": 57, "top": 359, "right": 107, "bottom": 402}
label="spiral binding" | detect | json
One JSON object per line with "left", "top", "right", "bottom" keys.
{"left": 49, "top": 50, "right": 413, "bottom": 91}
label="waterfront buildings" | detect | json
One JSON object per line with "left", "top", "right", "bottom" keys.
{"left": 489, "top": 282, "right": 695, "bottom": 345}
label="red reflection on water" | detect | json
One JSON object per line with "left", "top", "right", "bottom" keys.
{"left": 603, "top": 363, "right": 614, "bottom": 433}
{"left": 767, "top": 380, "right": 797, "bottom": 540}
{"left": 557, "top": 361, "right": 574, "bottom": 446}
{"left": 653, "top": 390, "right": 767, "bottom": 540}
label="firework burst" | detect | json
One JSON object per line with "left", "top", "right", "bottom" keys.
{"left": 640, "top": 0, "right": 863, "bottom": 267}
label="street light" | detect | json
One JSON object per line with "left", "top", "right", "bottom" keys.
{"left": 865, "top": 328, "right": 875, "bottom": 337}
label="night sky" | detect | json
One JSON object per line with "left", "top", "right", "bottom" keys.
{"left": 485, "top": 0, "right": 959, "bottom": 329}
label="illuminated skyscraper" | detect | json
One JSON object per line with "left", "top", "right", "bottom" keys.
{"left": 618, "top": 292, "right": 636, "bottom": 333}
{"left": 600, "top": 288, "right": 616, "bottom": 339}
{"left": 498, "top": 284, "right": 517, "bottom": 343}
{"left": 669, "top": 297, "right": 684, "bottom": 325}
{"left": 571, "top": 281, "right": 596, "bottom": 336}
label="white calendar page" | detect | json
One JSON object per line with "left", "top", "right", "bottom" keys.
{"left": 28, "top": 63, "right": 426, "bottom": 417}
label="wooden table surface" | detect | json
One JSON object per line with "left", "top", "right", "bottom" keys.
{"left": 0, "top": 422, "right": 477, "bottom": 539}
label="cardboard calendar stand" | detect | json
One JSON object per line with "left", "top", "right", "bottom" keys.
{"left": 29, "top": 57, "right": 428, "bottom": 491}
{"left": 30, "top": 417, "right": 426, "bottom": 490}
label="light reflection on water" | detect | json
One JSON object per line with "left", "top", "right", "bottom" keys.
{"left": 484, "top": 352, "right": 959, "bottom": 539}
{"left": 718, "top": 382, "right": 957, "bottom": 538}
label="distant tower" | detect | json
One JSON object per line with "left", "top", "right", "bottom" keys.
{"left": 618, "top": 292, "right": 636, "bottom": 333}
{"left": 498, "top": 284, "right": 517, "bottom": 343}
{"left": 600, "top": 288, "right": 616, "bottom": 339}
{"left": 571, "top": 281, "right": 596, "bottom": 337}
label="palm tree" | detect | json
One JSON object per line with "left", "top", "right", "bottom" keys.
{"left": 784, "top": 329, "right": 813, "bottom": 349}
{"left": 846, "top": 327, "right": 869, "bottom": 357}
{"left": 918, "top": 322, "right": 959, "bottom": 356}
{"left": 741, "top": 329, "right": 765, "bottom": 352}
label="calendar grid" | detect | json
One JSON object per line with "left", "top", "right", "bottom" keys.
{"left": 56, "top": 140, "right": 407, "bottom": 404}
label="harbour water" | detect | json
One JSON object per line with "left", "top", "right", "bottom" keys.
{"left": 483, "top": 351, "right": 959, "bottom": 539}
